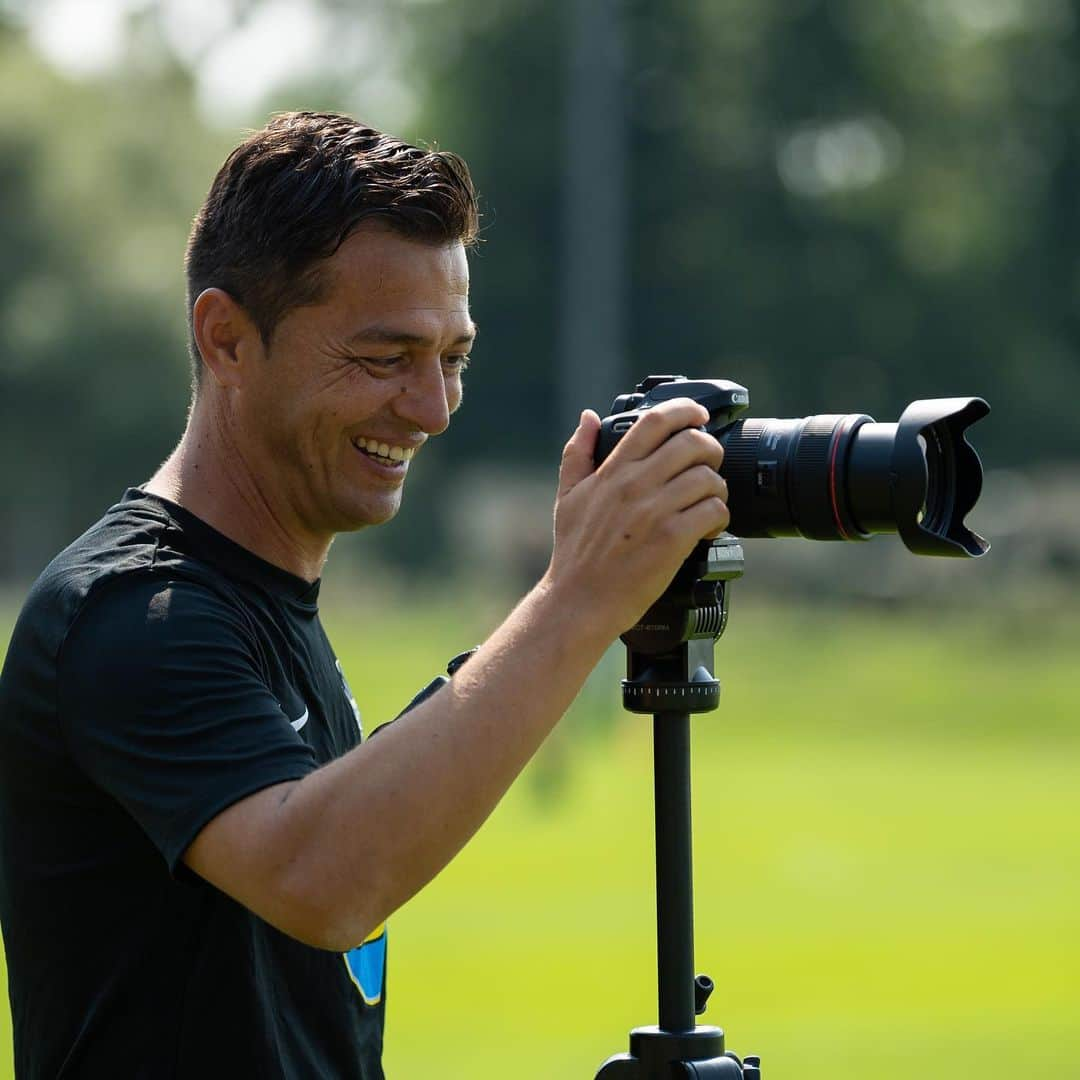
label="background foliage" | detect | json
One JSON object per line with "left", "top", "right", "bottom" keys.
{"left": 1, "top": 2, "right": 1077, "bottom": 1077}
{"left": 1, "top": 0, "right": 1079, "bottom": 579}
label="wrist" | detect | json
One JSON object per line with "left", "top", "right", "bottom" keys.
{"left": 531, "top": 567, "right": 621, "bottom": 660}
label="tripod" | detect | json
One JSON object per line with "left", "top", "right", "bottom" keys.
{"left": 595, "top": 535, "right": 762, "bottom": 1079}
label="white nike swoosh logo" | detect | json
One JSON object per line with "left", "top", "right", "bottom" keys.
{"left": 290, "top": 707, "right": 310, "bottom": 732}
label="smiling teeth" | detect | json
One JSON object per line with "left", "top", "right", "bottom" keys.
{"left": 355, "top": 437, "right": 415, "bottom": 462}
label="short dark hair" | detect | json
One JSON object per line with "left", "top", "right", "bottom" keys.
{"left": 184, "top": 111, "right": 479, "bottom": 384}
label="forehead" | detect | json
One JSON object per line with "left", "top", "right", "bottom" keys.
{"left": 319, "top": 223, "right": 471, "bottom": 333}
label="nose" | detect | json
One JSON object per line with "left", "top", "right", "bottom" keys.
{"left": 393, "top": 360, "right": 455, "bottom": 435}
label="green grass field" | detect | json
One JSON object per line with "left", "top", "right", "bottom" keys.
{"left": 1, "top": 596, "right": 1076, "bottom": 1077}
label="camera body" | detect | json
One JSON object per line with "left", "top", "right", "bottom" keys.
{"left": 595, "top": 375, "right": 989, "bottom": 558}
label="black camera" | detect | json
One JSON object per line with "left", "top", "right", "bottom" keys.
{"left": 595, "top": 375, "right": 989, "bottom": 557}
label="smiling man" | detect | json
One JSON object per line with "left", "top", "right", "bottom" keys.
{"left": 0, "top": 112, "right": 729, "bottom": 1078}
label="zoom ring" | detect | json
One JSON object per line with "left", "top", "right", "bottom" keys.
{"left": 717, "top": 420, "right": 770, "bottom": 537}
{"left": 791, "top": 416, "right": 847, "bottom": 540}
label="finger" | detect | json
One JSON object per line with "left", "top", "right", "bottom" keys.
{"left": 603, "top": 398, "right": 711, "bottom": 465}
{"left": 557, "top": 409, "right": 601, "bottom": 497}
{"left": 662, "top": 464, "right": 729, "bottom": 515}
{"left": 703, "top": 475, "right": 731, "bottom": 538}
{"left": 678, "top": 494, "right": 731, "bottom": 542}
{"left": 634, "top": 427, "right": 724, "bottom": 487}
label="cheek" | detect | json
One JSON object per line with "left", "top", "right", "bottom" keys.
{"left": 256, "top": 392, "right": 334, "bottom": 459}
{"left": 245, "top": 360, "right": 313, "bottom": 430}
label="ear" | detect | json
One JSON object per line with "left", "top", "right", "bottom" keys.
{"left": 191, "top": 288, "right": 263, "bottom": 389}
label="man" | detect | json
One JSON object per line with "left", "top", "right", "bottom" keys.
{"left": 0, "top": 112, "right": 729, "bottom": 1077}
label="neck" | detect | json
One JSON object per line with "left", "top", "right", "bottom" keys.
{"left": 145, "top": 396, "right": 330, "bottom": 583}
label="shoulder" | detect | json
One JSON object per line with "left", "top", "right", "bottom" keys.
{"left": 34, "top": 491, "right": 172, "bottom": 600}
{"left": 4, "top": 495, "right": 177, "bottom": 675}
{"left": 33, "top": 491, "right": 261, "bottom": 665}
{"left": 55, "top": 574, "right": 282, "bottom": 758}
{"left": 62, "top": 573, "right": 261, "bottom": 678}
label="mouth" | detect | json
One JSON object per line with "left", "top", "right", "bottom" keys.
{"left": 351, "top": 436, "right": 418, "bottom": 470}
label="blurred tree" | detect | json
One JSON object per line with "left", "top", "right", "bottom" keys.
{"left": 622, "top": 0, "right": 1080, "bottom": 454}
{"left": 362, "top": 0, "right": 1080, "bottom": 476}
{"left": 2, "top": 0, "right": 1079, "bottom": 580}
{"left": 0, "top": 17, "right": 234, "bottom": 578}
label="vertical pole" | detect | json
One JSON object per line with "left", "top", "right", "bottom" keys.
{"left": 653, "top": 711, "right": 696, "bottom": 1032}
{"left": 559, "top": 0, "right": 628, "bottom": 433}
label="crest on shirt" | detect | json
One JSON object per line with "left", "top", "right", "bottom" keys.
{"left": 336, "top": 659, "right": 363, "bottom": 736}
{"left": 344, "top": 923, "right": 386, "bottom": 1006}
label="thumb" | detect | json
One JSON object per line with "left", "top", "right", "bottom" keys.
{"left": 557, "top": 409, "right": 601, "bottom": 497}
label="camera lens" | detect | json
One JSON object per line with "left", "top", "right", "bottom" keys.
{"left": 717, "top": 398, "right": 989, "bottom": 557}
{"left": 719, "top": 414, "right": 867, "bottom": 541}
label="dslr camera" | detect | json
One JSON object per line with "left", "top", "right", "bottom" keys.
{"left": 595, "top": 375, "right": 989, "bottom": 558}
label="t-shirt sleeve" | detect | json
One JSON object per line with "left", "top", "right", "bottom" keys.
{"left": 57, "top": 575, "right": 318, "bottom": 873}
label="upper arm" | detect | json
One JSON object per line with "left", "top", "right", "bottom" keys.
{"left": 180, "top": 777, "right": 330, "bottom": 945}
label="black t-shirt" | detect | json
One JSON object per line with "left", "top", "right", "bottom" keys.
{"left": 0, "top": 489, "right": 386, "bottom": 1078}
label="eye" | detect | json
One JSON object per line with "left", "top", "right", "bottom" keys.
{"left": 443, "top": 354, "right": 471, "bottom": 374}
{"left": 352, "top": 355, "right": 404, "bottom": 371}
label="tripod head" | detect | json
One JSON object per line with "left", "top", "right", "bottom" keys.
{"left": 621, "top": 533, "right": 744, "bottom": 716}
{"left": 596, "top": 536, "right": 763, "bottom": 1079}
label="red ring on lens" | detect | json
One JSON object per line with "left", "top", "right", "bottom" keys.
{"left": 828, "top": 417, "right": 856, "bottom": 539}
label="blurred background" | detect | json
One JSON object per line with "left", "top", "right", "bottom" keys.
{"left": 0, "top": 1, "right": 1076, "bottom": 1077}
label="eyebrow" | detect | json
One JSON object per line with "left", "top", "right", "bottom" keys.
{"left": 346, "top": 322, "right": 478, "bottom": 349}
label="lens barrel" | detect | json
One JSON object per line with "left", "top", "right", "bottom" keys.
{"left": 717, "top": 398, "right": 990, "bottom": 557}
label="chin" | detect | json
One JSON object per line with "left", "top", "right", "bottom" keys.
{"left": 337, "top": 497, "right": 402, "bottom": 532}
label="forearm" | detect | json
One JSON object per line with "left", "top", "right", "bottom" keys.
{"left": 274, "top": 575, "right": 612, "bottom": 949}
{"left": 185, "top": 400, "right": 730, "bottom": 950}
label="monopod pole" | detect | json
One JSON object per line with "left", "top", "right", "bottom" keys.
{"left": 653, "top": 710, "right": 696, "bottom": 1033}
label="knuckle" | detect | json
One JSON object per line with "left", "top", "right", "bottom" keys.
{"left": 638, "top": 408, "right": 669, "bottom": 434}
{"left": 676, "top": 429, "right": 705, "bottom": 455}
{"left": 676, "top": 464, "right": 703, "bottom": 492}
{"left": 672, "top": 396, "right": 708, "bottom": 421}
{"left": 687, "top": 428, "right": 721, "bottom": 462}
{"left": 685, "top": 463, "right": 719, "bottom": 494}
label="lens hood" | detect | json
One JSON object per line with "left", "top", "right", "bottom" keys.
{"left": 891, "top": 397, "right": 990, "bottom": 557}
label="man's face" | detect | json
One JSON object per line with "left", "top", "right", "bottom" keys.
{"left": 240, "top": 222, "right": 475, "bottom": 538}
